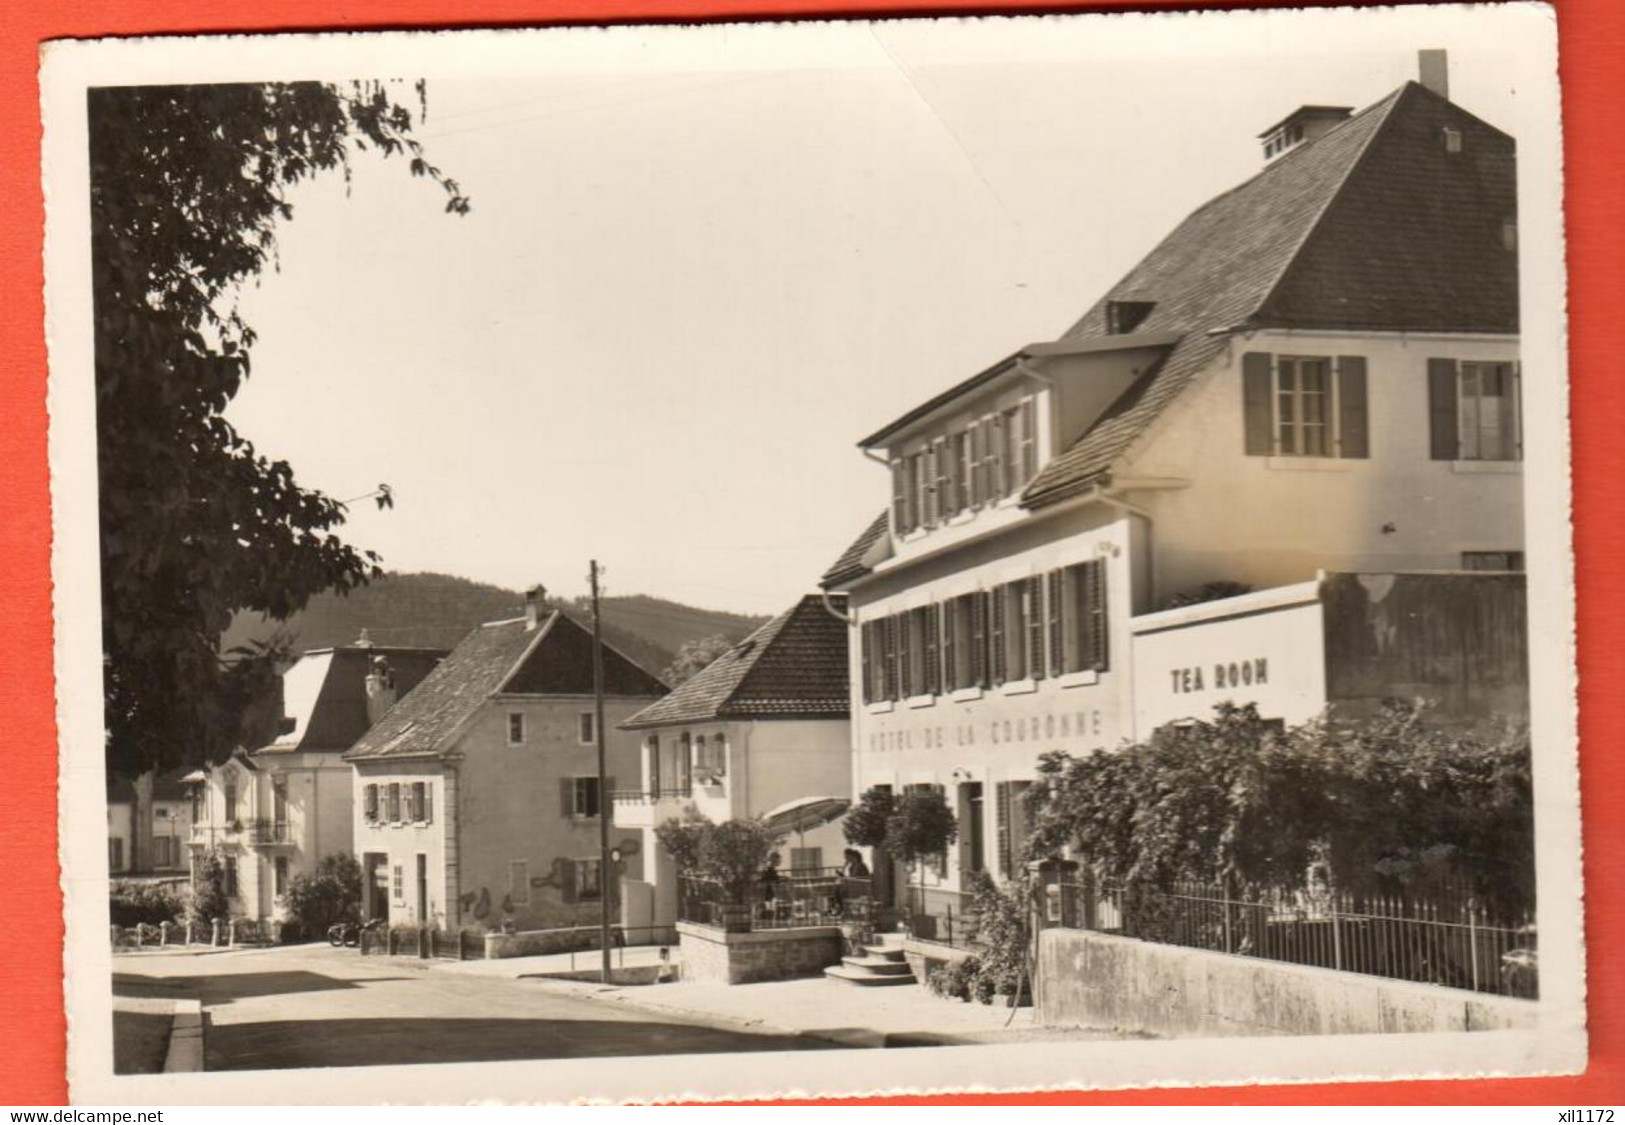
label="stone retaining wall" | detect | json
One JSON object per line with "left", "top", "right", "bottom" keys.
{"left": 677, "top": 922, "right": 843, "bottom": 984}
{"left": 1037, "top": 928, "right": 1537, "bottom": 1037}
{"left": 485, "top": 925, "right": 622, "bottom": 959}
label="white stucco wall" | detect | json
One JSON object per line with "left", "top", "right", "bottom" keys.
{"left": 1123, "top": 330, "right": 1524, "bottom": 605}
{"left": 352, "top": 758, "right": 450, "bottom": 928}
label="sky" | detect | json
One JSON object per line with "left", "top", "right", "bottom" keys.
{"left": 221, "top": 11, "right": 1526, "bottom": 615}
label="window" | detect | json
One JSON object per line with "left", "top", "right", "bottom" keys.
{"left": 274, "top": 856, "right": 289, "bottom": 897}
{"left": 563, "top": 776, "right": 601, "bottom": 818}
{"left": 696, "top": 734, "right": 726, "bottom": 778}
{"left": 1242, "top": 353, "right": 1368, "bottom": 459}
{"left": 509, "top": 861, "right": 529, "bottom": 906}
{"left": 152, "top": 836, "right": 176, "bottom": 868}
{"left": 915, "top": 448, "right": 935, "bottom": 529}
{"left": 364, "top": 784, "right": 379, "bottom": 823}
{"left": 392, "top": 864, "right": 404, "bottom": 903}
{"left": 1462, "top": 551, "right": 1524, "bottom": 572}
{"left": 1106, "top": 300, "right": 1155, "bottom": 335}
{"left": 646, "top": 735, "right": 661, "bottom": 792}
{"left": 108, "top": 838, "right": 124, "bottom": 870}
{"left": 190, "top": 786, "right": 203, "bottom": 823}
{"left": 272, "top": 779, "right": 288, "bottom": 825}
{"left": 932, "top": 438, "right": 952, "bottom": 521}
{"left": 1429, "top": 358, "right": 1521, "bottom": 462}
{"left": 386, "top": 783, "right": 402, "bottom": 823}
{"left": 1049, "top": 560, "right": 1109, "bottom": 675}
{"left": 995, "top": 781, "right": 1033, "bottom": 878}
{"left": 790, "top": 847, "right": 823, "bottom": 873}
{"left": 573, "top": 859, "right": 604, "bottom": 902}
{"left": 224, "top": 856, "right": 239, "bottom": 898}
{"left": 941, "top": 593, "right": 985, "bottom": 692}
{"left": 951, "top": 430, "right": 972, "bottom": 513}
{"left": 409, "top": 781, "right": 430, "bottom": 822}
{"left": 578, "top": 711, "right": 595, "bottom": 745}
{"left": 507, "top": 712, "right": 526, "bottom": 746}
{"left": 992, "top": 580, "right": 1043, "bottom": 684}
{"left": 224, "top": 775, "right": 238, "bottom": 823}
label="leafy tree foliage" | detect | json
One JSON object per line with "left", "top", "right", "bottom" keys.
{"left": 662, "top": 634, "right": 735, "bottom": 687}
{"left": 964, "top": 870, "right": 1032, "bottom": 1005}
{"left": 655, "top": 812, "right": 781, "bottom": 903}
{"left": 886, "top": 788, "right": 958, "bottom": 886}
{"left": 91, "top": 81, "right": 469, "bottom": 776}
{"left": 1028, "top": 701, "right": 1534, "bottom": 917}
{"left": 284, "top": 853, "right": 363, "bottom": 933}
{"left": 841, "top": 785, "right": 896, "bottom": 850}
{"left": 189, "top": 848, "right": 230, "bottom": 923}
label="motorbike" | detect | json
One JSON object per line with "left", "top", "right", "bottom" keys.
{"left": 327, "top": 918, "right": 384, "bottom": 948}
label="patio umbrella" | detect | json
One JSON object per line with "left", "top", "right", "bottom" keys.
{"left": 761, "top": 796, "right": 851, "bottom": 854}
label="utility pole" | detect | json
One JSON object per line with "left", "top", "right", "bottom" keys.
{"left": 589, "top": 560, "right": 613, "bottom": 984}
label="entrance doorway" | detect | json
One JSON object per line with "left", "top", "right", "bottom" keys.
{"left": 961, "top": 782, "right": 985, "bottom": 875}
{"left": 364, "top": 853, "right": 389, "bottom": 923}
{"left": 416, "top": 854, "right": 428, "bottom": 924}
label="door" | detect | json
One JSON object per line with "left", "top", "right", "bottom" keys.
{"left": 365, "top": 854, "right": 389, "bottom": 923}
{"left": 416, "top": 854, "right": 428, "bottom": 924}
{"left": 963, "top": 782, "right": 985, "bottom": 876}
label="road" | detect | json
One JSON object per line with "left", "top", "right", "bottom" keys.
{"left": 112, "top": 944, "right": 824, "bottom": 1071}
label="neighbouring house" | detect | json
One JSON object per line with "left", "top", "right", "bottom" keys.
{"left": 613, "top": 593, "right": 853, "bottom": 934}
{"left": 184, "top": 637, "right": 445, "bottom": 926}
{"left": 344, "top": 586, "right": 668, "bottom": 936}
{"left": 819, "top": 54, "right": 1526, "bottom": 933}
{"left": 107, "top": 768, "right": 195, "bottom": 878}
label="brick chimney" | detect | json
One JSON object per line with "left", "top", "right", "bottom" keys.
{"left": 364, "top": 655, "right": 397, "bottom": 726}
{"left": 524, "top": 584, "right": 548, "bottom": 632}
{"left": 1418, "top": 49, "right": 1449, "bottom": 100}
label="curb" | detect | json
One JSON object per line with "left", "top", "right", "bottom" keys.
{"left": 162, "top": 999, "right": 204, "bottom": 1073}
{"left": 554, "top": 981, "right": 860, "bottom": 1050}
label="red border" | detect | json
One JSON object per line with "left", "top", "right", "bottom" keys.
{"left": 3, "top": 0, "right": 1620, "bottom": 1107}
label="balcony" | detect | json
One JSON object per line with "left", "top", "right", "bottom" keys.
{"left": 245, "top": 819, "right": 294, "bottom": 847}
{"left": 610, "top": 787, "right": 693, "bottom": 829}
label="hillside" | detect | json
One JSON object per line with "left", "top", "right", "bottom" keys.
{"left": 220, "top": 572, "right": 766, "bottom": 680}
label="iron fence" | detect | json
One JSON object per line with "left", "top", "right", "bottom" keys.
{"left": 1059, "top": 877, "right": 1537, "bottom": 998}
{"left": 902, "top": 884, "right": 983, "bottom": 949}
{"left": 679, "top": 870, "right": 872, "bottom": 932}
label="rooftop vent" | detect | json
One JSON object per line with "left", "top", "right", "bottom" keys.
{"left": 1258, "top": 105, "right": 1353, "bottom": 162}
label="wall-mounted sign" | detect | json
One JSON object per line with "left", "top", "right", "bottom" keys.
{"left": 1170, "top": 658, "right": 1270, "bottom": 694}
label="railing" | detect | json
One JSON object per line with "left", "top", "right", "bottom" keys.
{"left": 679, "top": 870, "right": 872, "bottom": 932}
{"left": 188, "top": 823, "right": 243, "bottom": 845}
{"left": 1059, "top": 877, "right": 1537, "bottom": 999}
{"left": 903, "top": 884, "right": 983, "bottom": 949}
{"left": 610, "top": 787, "right": 693, "bottom": 804}
{"left": 245, "top": 819, "right": 293, "bottom": 845}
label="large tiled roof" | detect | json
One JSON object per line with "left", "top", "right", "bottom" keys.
{"left": 621, "top": 595, "right": 849, "bottom": 729}
{"left": 259, "top": 646, "right": 447, "bottom": 754}
{"left": 819, "top": 511, "right": 890, "bottom": 588}
{"left": 822, "top": 81, "right": 1516, "bottom": 575}
{"left": 347, "top": 611, "right": 667, "bottom": 761}
{"left": 1025, "top": 82, "right": 1514, "bottom": 507}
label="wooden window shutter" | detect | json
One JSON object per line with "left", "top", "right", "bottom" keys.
{"left": 880, "top": 617, "right": 896, "bottom": 700}
{"left": 1027, "top": 576, "right": 1046, "bottom": 680}
{"left": 1047, "top": 571, "right": 1064, "bottom": 676}
{"left": 1020, "top": 397, "right": 1038, "bottom": 482}
{"left": 860, "top": 622, "right": 874, "bottom": 705}
{"left": 897, "top": 613, "right": 912, "bottom": 698}
{"left": 940, "top": 602, "right": 956, "bottom": 692}
{"left": 989, "top": 585, "right": 1007, "bottom": 686}
{"left": 1428, "top": 358, "right": 1460, "bottom": 460}
{"left": 890, "top": 458, "right": 908, "bottom": 533}
{"left": 989, "top": 413, "right": 1006, "bottom": 497}
{"left": 923, "top": 607, "right": 940, "bottom": 695}
{"left": 971, "top": 593, "right": 988, "bottom": 688}
{"left": 424, "top": 784, "right": 433, "bottom": 825}
{"left": 1242, "top": 352, "right": 1273, "bottom": 456}
{"left": 559, "top": 777, "right": 574, "bottom": 817}
{"left": 1337, "top": 356, "right": 1369, "bottom": 458}
{"left": 996, "top": 782, "right": 1014, "bottom": 877}
{"left": 969, "top": 422, "right": 985, "bottom": 506}
{"left": 1085, "top": 561, "right": 1109, "bottom": 672}
{"left": 933, "top": 438, "right": 950, "bottom": 521}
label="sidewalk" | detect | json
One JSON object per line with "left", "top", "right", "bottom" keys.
{"left": 432, "top": 944, "right": 672, "bottom": 981}
{"left": 515, "top": 971, "right": 1131, "bottom": 1048}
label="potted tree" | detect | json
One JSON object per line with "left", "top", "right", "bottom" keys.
{"left": 700, "top": 818, "right": 780, "bottom": 933}
{"left": 885, "top": 789, "right": 959, "bottom": 941}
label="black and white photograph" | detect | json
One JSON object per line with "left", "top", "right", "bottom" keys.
{"left": 43, "top": 2, "right": 1581, "bottom": 1103}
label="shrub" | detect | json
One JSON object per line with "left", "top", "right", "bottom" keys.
{"left": 656, "top": 813, "right": 781, "bottom": 905}
{"left": 1027, "top": 701, "right": 1534, "bottom": 918}
{"left": 110, "top": 881, "right": 184, "bottom": 927}
{"left": 285, "top": 854, "right": 362, "bottom": 933}
{"left": 965, "top": 871, "right": 1031, "bottom": 1005}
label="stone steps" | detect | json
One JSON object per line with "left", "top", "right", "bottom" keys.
{"left": 823, "top": 963, "right": 917, "bottom": 986}
{"left": 826, "top": 934, "right": 917, "bottom": 987}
